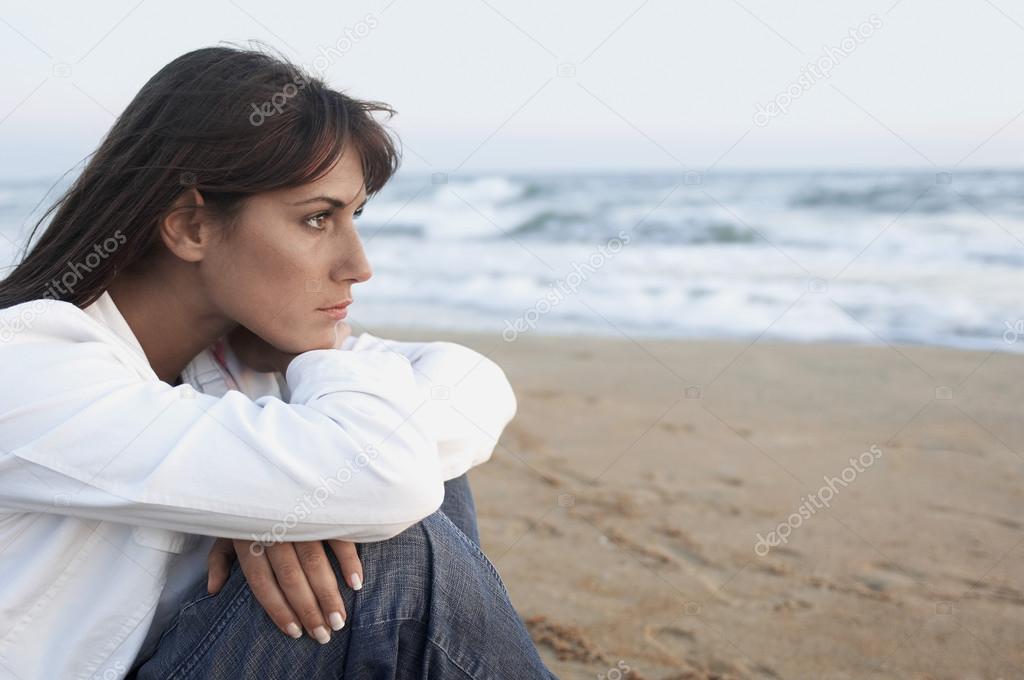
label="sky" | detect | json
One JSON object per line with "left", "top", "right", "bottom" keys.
{"left": 1, "top": 0, "right": 1022, "bottom": 179}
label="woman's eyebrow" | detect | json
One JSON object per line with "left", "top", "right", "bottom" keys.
{"left": 288, "top": 194, "right": 368, "bottom": 208}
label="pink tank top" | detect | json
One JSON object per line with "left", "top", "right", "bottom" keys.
{"left": 210, "top": 338, "right": 240, "bottom": 391}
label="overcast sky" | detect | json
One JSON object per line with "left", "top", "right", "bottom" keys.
{"left": 1, "top": 0, "right": 1022, "bottom": 179}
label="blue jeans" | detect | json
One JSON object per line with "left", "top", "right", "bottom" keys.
{"left": 126, "top": 474, "right": 558, "bottom": 679}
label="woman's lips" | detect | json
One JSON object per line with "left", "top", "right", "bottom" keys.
{"left": 318, "top": 306, "right": 349, "bottom": 320}
{"left": 317, "top": 301, "right": 351, "bottom": 320}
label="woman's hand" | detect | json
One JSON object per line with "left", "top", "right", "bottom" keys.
{"left": 206, "top": 537, "right": 364, "bottom": 644}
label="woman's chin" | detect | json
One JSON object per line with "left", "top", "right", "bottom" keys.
{"left": 313, "top": 323, "right": 349, "bottom": 351}
{"left": 331, "top": 321, "right": 352, "bottom": 348}
{"left": 275, "top": 320, "right": 350, "bottom": 353}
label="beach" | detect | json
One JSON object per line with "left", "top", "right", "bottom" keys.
{"left": 1, "top": 5, "right": 1020, "bottom": 676}
{"left": 377, "top": 325, "right": 1024, "bottom": 680}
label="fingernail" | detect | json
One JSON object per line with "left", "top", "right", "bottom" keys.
{"left": 285, "top": 622, "right": 302, "bottom": 639}
{"left": 351, "top": 573, "right": 362, "bottom": 591}
{"left": 328, "top": 611, "right": 345, "bottom": 630}
{"left": 312, "top": 626, "right": 331, "bottom": 644}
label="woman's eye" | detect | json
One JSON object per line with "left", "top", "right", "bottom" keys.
{"left": 353, "top": 206, "right": 364, "bottom": 219}
{"left": 304, "top": 212, "right": 330, "bottom": 230}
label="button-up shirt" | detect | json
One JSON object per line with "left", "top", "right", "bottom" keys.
{"left": 0, "top": 290, "right": 517, "bottom": 679}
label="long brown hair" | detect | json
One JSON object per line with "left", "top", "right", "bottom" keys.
{"left": 0, "top": 41, "right": 400, "bottom": 310}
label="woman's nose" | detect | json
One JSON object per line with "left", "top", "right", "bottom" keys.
{"left": 333, "top": 236, "right": 373, "bottom": 284}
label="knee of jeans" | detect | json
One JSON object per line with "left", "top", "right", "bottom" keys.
{"left": 351, "top": 510, "right": 509, "bottom": 626}
{"left": 431, "top": 511, "right": 510, "bottom": 597}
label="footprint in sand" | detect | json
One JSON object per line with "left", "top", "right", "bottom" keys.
{"left": 805, "top": 574, "right": 893, "bottom": 602}
{"left": 772, "top": 596, "right": 812, "bottom": 612}
{"left": 586, "top": 522, "right": 737, "bottom": 605}
{"left": 596, "top": 525, "right": 679, "bottom": 569}
{"left": 572, "top": 492, "right": 644, "bottom": 519}
{"left": 928, "top": 503, "right": 1023, "bottom": 530}
{"left": 765, "top": 545, "right": 801, "bottom": 559}
{"left": 655, "top": 526, "right": 718, "bottom": 570}
{"left": 955, "top": 577, "right": 1024, "bottom": 607}
{"left": 751, "top": 561, "right": 790, "bottom": 577}
{"left": 524, "top": 615, "right": 609, "bottom": 665}
{"left": 528, "top": 387, "right": 602, "bottom": 406}
{"left": 658, "top": 421, "right": 696, "bottom": 434}
{"left": 506, "top": 513, "right": 563, "bottom": 538}
{"left": 741, "top": 547, "right": 798, "bottom": 577}
{"left": 643, "top": 624, "right": 781, "bottom": 679}
{"left": 851, "top": 557, "right": 933, "bottom": 593}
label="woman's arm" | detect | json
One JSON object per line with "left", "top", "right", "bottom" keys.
{"left": 0, "top": 331, "right": 446, "bottom": 543}
{"left": 332, "top": 331, "right": 519, "bottom": 480}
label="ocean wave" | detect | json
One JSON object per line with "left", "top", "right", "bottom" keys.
{"left": 505, "top": 210, "right": 592, "bottom": 239}
{"left": 789, "top": 175, "right": 1024, "bottom": 214}
{"left": 5, "top": 170, "right": 1023, "bottom": 353}
{"left": 789, "top": 182, "right": 951, "bottom": 213}
{"left": 360, "top": 223, "right": 425, "bottom": 238}
{"left": 500, "top": 211, "right": 762, "bottom": 245}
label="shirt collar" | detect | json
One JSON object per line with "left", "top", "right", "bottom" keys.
{"left": 80, "top": 289, "right": 277, "bottom": 397}
{"left": 81, "top": 289, "right": 221, "bottom": 388}
{"left": 81, "top": 289, "right": 151, "bottom": 365}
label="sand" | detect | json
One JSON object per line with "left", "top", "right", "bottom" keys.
{"left": 374, "top": 326, "right": 1024, "bottom": 680}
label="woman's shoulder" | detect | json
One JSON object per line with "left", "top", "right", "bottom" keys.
{"left": 0, "top": 296, "right": 101, "bottom": 344}
{"left": 0, "top": 296, "right": 151, "bottom": 384}
{"left": 0, "top": 295, "right": 78, "bottom": 318}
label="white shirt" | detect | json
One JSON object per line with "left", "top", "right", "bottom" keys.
{"left": 0, "top": 291, "right": 517, "bottom": 680}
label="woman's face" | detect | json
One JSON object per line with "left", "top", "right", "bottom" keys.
{"left": 200, "top": 149, "right": 373, "bottom": 354}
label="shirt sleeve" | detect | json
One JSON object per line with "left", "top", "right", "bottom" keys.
{"left": 331, "top": 331, "right": 518, "bottom": 480}
{"left": 0, "top": 332, "right": 447, "bottom": 543}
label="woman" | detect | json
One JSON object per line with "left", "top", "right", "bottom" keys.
{"left": 0, "top": 44, "right": 558, "bottom": 679}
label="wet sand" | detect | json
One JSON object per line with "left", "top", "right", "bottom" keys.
{"left": 375, "top": 326, "right": 1024, "bottom": 680}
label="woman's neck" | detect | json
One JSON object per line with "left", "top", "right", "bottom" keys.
{"left": 106, "top": 265, "right": 236, "bottom": 384}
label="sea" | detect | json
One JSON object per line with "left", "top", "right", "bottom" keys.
{"left": 2, "top": 169, "right": 1022, "bottom": 353}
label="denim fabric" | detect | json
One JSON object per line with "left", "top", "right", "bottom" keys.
{"left": 434, "top": 472, "right": 480, "bottom": 548}
{"left": 126, "top": 474, "right": 558, "bottom": 679}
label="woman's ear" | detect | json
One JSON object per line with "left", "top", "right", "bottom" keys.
{"left": 159, "top": 187, "right": 210, "bottom": 263}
